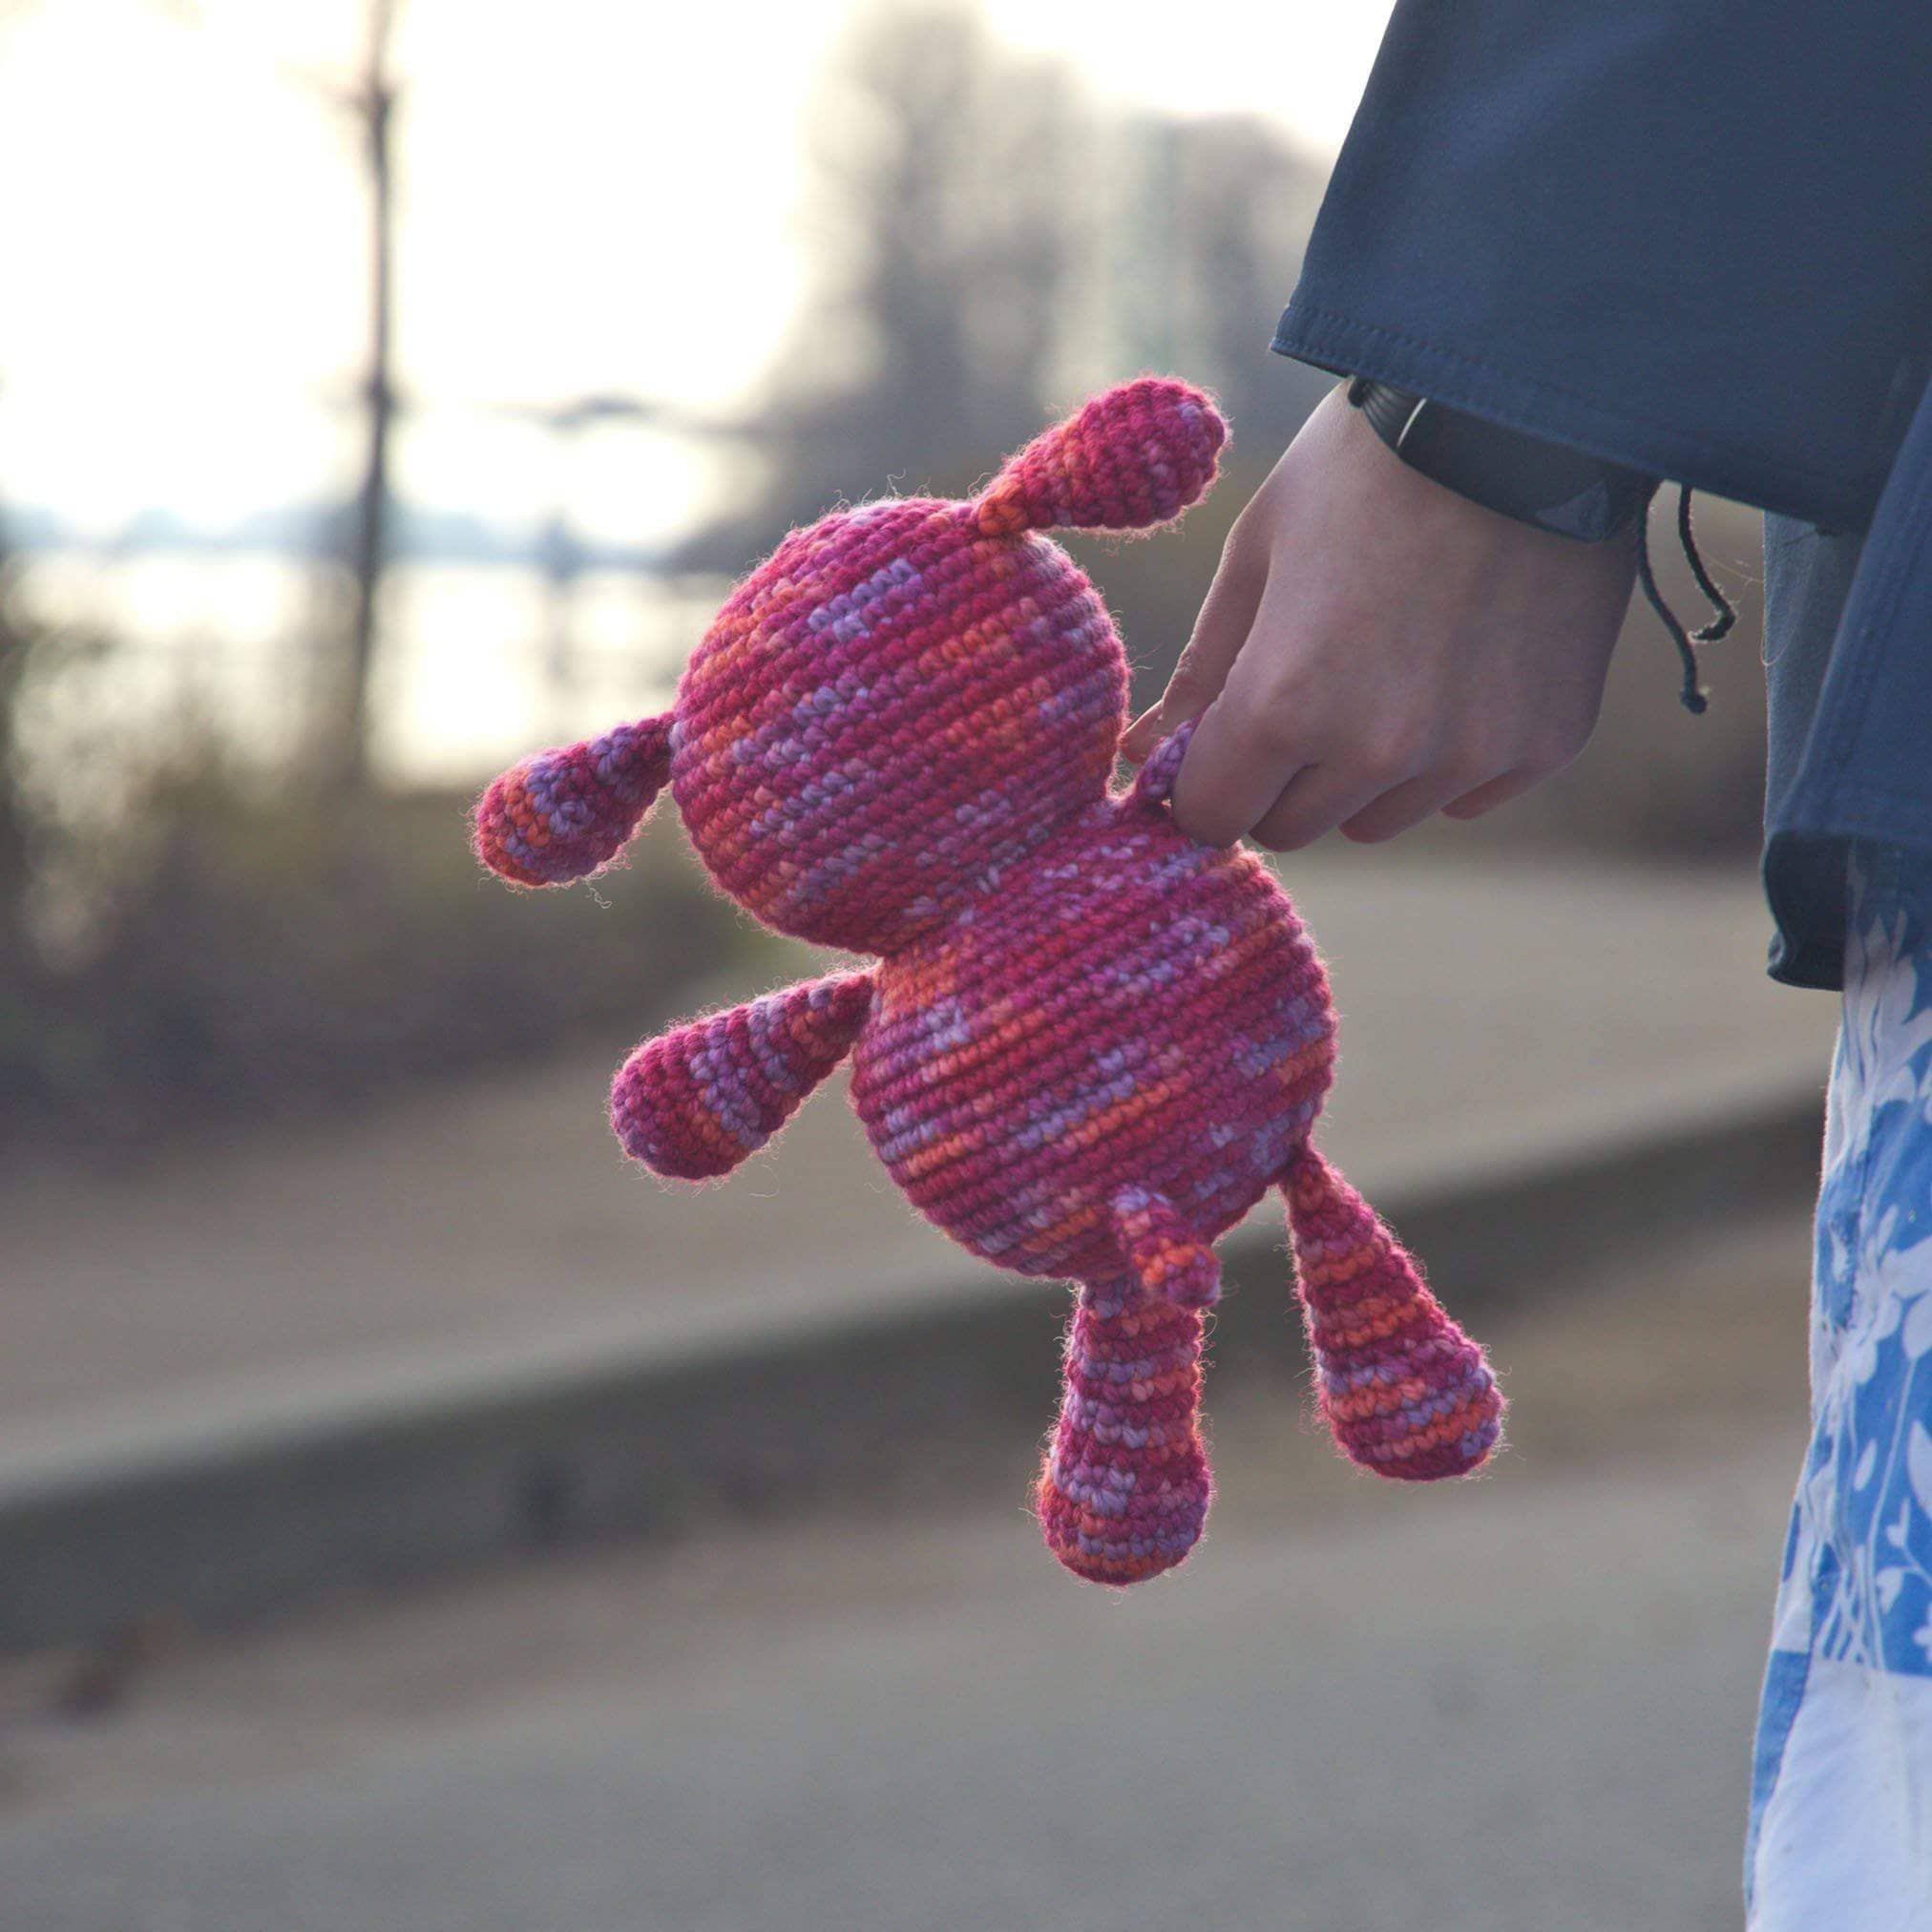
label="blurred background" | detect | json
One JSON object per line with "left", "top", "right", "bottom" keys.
{"left": 0, "top": 3, "right": 1833, "bottom": 1927}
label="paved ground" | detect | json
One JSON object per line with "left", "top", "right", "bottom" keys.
{"left": 0, "top": 1208, "right": 1816, "bottom": 1930}
{"left": 2, "top": 850, "right": 1832, "bottom": 1476}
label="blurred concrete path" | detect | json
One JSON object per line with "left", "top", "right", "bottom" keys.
{"left": 0, "top": 1456, "right": 1787, "bottom": 1932}
{"left": 2, "top": 850, "right": 1833, "bottom": 1473}
{"left": 0, "top": 1183, "right": 1815, "bottom": 1932}
{"left": 0, "top": 1205, "right": 1818, "bottom": 1930}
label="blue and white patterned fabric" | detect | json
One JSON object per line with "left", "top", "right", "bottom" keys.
{"left": 1749, "top": 838, "right": 1932, "bottom": 1924}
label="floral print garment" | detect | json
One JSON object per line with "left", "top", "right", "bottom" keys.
{"left": 1749, "top": 838, "right": 1932, "bottom": 1926}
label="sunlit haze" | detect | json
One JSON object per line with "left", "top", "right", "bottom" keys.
{"left": 5, "top": 0, "right": 1388, "bottom": 533}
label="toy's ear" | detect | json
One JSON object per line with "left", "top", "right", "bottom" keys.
{"left": 472, "top": 712, "right": 674, "bottom": 887}
{"left": 969, "top": 375, "right": 1228, "bottom": 538}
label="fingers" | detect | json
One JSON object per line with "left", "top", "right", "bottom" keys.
{"left": 1250, "top": 762, "right": 1409, "bottom": 853}
{"left": 1169, "top": 684, "right": 1518, "bottom": 851}
{"left": 1441, "top": 769, "right": 1543, "bottom": 820}
{"left": 1119, "top": 536, "right": 1268, "bottom": 764}
{"left": 1176, "top": 740, "right": 1544, "bottom": 850}
{"left": 1166, "top": 690, "right": 1314, "bottom": 847}
{"left": 1338, "top": 771, "right": 1488, "bottom": 844}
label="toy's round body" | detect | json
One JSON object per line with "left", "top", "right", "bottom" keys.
{"left": 850, "top": 796, "right": 1335, "bottom": 1281}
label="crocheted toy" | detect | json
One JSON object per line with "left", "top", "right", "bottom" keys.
{"left": 473, "top": 375, "right": 1504, "bottom": 1586}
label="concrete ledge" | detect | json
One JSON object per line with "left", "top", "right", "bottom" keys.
{"left": 0, "top": 1090, "right": 1823, "bottom": 1654}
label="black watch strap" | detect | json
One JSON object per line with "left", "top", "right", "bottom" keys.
{"left": 1346, "top": 376, "right": 1656, "bottom": 542}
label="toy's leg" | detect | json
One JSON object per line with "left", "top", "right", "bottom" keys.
{"left": 1281, "top": 1146, "right": 1504, "bottom": 1479}
{"left": 1035, "top": 1271, "right": 1213, "bottom": 1586}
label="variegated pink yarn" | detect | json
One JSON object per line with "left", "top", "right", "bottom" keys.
{"left": 475, "top": 375, "right": 1503, "bottom": 1586}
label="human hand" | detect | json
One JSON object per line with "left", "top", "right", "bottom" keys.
{"left": 1120, "top": 384, "right": 1639, "bottom": 849}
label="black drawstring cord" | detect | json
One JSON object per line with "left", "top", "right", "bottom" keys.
{"left": 1634, "top": 481, "right": 1738, "bottom": 715}
{"left": 1676, "top": 485, "right": 1737, "bottom": 644}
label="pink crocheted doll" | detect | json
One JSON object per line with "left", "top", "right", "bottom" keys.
{"left": 473, "top": 375, "right": 1504, "bottom": 1586}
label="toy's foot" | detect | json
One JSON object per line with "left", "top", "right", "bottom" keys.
{"left": 1035, "top": 1274, "right": 1213, "bottom": 1586}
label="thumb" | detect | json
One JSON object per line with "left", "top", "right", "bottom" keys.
{"left": 1120, "top": 544, "right": 1267, "bottom": 763}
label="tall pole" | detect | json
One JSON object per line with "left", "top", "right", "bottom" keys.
{"left": 335, "top": 0, "right": 395, "bottom": 789}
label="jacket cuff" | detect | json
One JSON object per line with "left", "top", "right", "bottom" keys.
{"left": 1270, "top": 301, "right": 1869, "bottom": 536}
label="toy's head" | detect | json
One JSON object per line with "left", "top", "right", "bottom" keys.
{"left": 474, "top": 376, "right": 1227, "bottom": 953}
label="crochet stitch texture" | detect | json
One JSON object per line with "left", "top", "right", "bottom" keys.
{"left": 474, "top": 375, "right": 1504, "bottom": 1586}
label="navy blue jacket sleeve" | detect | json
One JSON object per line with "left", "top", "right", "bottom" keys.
{"left": 1273, "top": 2, "right": 1932, "bottom": 535}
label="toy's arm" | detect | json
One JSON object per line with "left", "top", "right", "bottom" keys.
{"left": 1115, "top": 717, "right": 1200, "bottom": 826}
{"left": 610, "top": 970, "right": 875, "bottom": 1181}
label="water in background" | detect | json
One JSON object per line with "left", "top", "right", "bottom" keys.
{"left": 16, "top": 549, "right": 714, "bottom": 788}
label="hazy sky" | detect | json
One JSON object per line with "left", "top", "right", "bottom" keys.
{"left": 2, "top": 0, "right": 1392, "bottom": 540}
